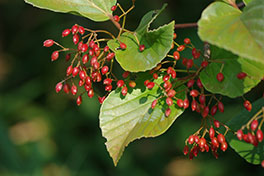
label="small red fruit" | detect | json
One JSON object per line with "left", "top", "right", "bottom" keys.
{"left": 167, "top": 89, "right": 176, "bottom": 98}
{"left": 66, "top": 65, "right": 73, "bottom": 76}
{"left": 173, "top": 51, "right": 180, "bottom": 60}
{"left": 217, "top": 72, "right": 224, "bottom": 82}
{"left": 183, "top": 145, "right": 189, "bottom": 155}
{"left": 256, "top": 129, "right": 263, "bottom": 142}
{"left": 87, "top": 89, "right": 94, "bottom": 98}
{"left": 244, "top": 100, "right": 252, "bottom": 112}
{"left": 191, "top": 100, "right": 197, "bottom": 111}
{"left": 43, "top": 39, "right": 54, "bottom": 47}
{"left": 209, "top": 127, "right": 215, "bottom": 139}
{"left": 146, "top": 82, "right": 155, "bottom": 89}
{"left": 111, "top": 5, "right": 117, "bottom": 11}
{"left": 236, "top": 129, "right": 243, "bottom": 140}
{"left": 120, "top": 42, "right": 127, "bottom": 50}
{"left": 251, "top": 120, "right": 259, "bottom": 131}
{"left": 113, "top": 15, "right": 120, "bottom": 22}
{"left": 78, "top": 26, "right": 85, "bottom": 35}
{"left": 103, "top": 78, "right": 112, "bottom": 85}
{"left": 101, "top": 66, "right": 109, "bottom": 75}
{"left": 187, "top": 79, "right": 195, "bottom": 88}
{"left": 183, "top": 99, "right": 189, "bottom": 109}
{"left": 210, "top": 105, "right": 218, "bottom": 116}
{"left": 218, "top": 102, "right": 224, "bottom": 113}
{"left": 165, "top": 108, "right": 171, "bottom": 117}
{"left": 177, "top": 99, "right": 184, "bottom": 108}
{"left": 63, "top": 83, "right": 70, "bottom": 94}
{"left": 184, "top": 38, "right": 191, "bottom": 44}
{"left": 214, "top": 120, "right": 220, "bottom": 128}
{"left": 190, "top": 89, "right": 199, "bottom": 97}
{"left": 76, "top": 96, "right": 82, "bottom": 106}
{"left": 121, "top": 86, "right": 128, "bottom": 96}
{"left": 151, "top": 99, "right": 158, "bottom": 109}
{"left": 72, "top": 67, "right": 80, "bottom": 77}
{"left": 221, "top": 142, "right": 228, "bottom": 152}
{"left": 177, "top": 45, "right": 185, "bottom": 52}
{"left": 166, "top": 97, "right": 173, "bottom": 106}
{"left": 139, "top": 44, "right": 145, "bottom": 52}
{"left": 51, "top": 51, "right": 59, "bottom": 61}
{"left": 196, "top": 78, "right": 203, "bottom": 89}
{"left": 188, "top": 135, "right": 195, "bottom": 145}
{"left": 55, "top": 82, "right": 63, "bottom": 93}
{"left": 62, "top": 29, "right": 71, "bottom": 37}
{"left": 82, "top": 54, "right": 89, "bottom": 64}
{"left": 237, "top": 72, "right": 247, "bottom": 80}
{"left": 98, "top": 96, "right": 106, "bottom": 104}
{"left": 71, "top": 24, "right": 79, "bottom": 34}
{"left": 201, "top": 61, "right": 208, "bottom": 68}
{"left": 117, "top": 80, "right": 125, "bottom": 88}
{"left": 192, "top": 48, "right": 200, "bottom": 59}
{"left": 71, "top": 84, "right": 78, "bottom": 95}
{"left": 73, "top": 34, "right": 79, "bottom": 45}
{"left": 217, "top": 134, "right": 226, "bottom": 144}
{"left": 129, "top": 81, "right": 136, "bottom": 88}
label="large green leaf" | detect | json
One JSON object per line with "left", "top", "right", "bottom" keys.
{"left": 243, "top": 0, "right": 253, "bottom": 5}
{"left": 198, "top": 0, "right": 264, "bottom": 64}
{"left": 24, "top": 0, "right": 116, "bottom": 22}
{"left": 99, "top": 77, "right": 186, "bottom": 166}
{"left": 108, "top": 5, "right": 175, "bottom": 72}
{"left": 226, "top": 98, "right": 264, "bottom": 165}
{"left": 200, "top": 46, "right": 264, "bottom": 98}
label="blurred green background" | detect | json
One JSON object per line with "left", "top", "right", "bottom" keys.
{"left": 0, "top": 0, "right": 263, "bottom": 175}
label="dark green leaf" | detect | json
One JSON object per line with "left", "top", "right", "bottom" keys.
{"left": 226, "top": 98, "right": 264, "bottom": 165}
{"left": 200, "top": 46, "right": 264, "bottom": 98}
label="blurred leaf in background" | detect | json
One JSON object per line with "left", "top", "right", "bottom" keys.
{"left": 0, "top": 0, "right": 264, "bottom": 175}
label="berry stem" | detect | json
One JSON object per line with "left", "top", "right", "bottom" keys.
{"left": 174, "top": 23, "right": 198, "bottom": 29}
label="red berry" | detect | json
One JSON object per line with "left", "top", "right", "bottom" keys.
{"left": 211, "top": 105, "right": 218, "bottom": 116}
{"left": 98, "top": 96, "right": 106, "bottom": 104}
{"left": 76, "top": 96, "right": 82, "bottom": 106}
{"left": 183, "top": 99, "right": 189, "bottom": 109}
{"left": 198, "top": 137, "right": 206, "bottom": 148}
{"left": 211, "top": 137, "right": 219, "bottom": 148}
{"left": 218, "top": 102, "right": 224, "bottom": 113}
{"left": 209, "top": 127, "right": 215, "bottom": 139}
{"left": 90, "top": 56, "right": 97, "bottom": 66}
{"left": 51, "top": 51, "right": 59, "bottom": 61}
{"left": 236, "top": 129, "right": 243, "bottom": 140}
{"left": 190, "top": 89, "right": 199, "bottom": 97}
{"left": 166, "top": 97, "right": 173, "bottom": 106}
{"left": 71, "top": 24, "right": 79, "bottom": 35}
{"left": 191, "top": 100, "right": 197, "bottom": 111}
{"left": 192, "top": 48, "right": 200, "bottom": 59}
{"left": 78, "top": 41, "right": 83, "bottom": 51}
{"left": 188, "top": 135, "right": 195, "bottom": 145}
{"left": 214, "top": 120, "right": 220, "bottom": 128}
{"left": 106, "top": 53, "right": 115, "bottom": 61}
{"left": 184, "top": 38, "right": 191, "bottom": 44}
{"left": 165, "top": 108, "right": 171, "bottom": 117}
{"left": 105, "top": 85, "right": 113, "bottom": 92}
{"left": 117, "top": 80, "right": 125, "bottom": 88}
{"left": 113, "top": 15, "right": 120, "bottom": 22}
{"left": 71, "top": 84, "right": 78, "bottom": 95}
{"left": 66, "top": 65, "right": 73, "bottom": 76}
{"left": 55, "top": 82, "right": 63, "bottom": 93}
{"left": 72, "top": 67, "right": 80, "bottom": 77}
{"left": 65, "top": 53, "right": 71, "bottom": 62}
{"left": 196, "top": 78, "right": 203, "bottom": 89}
{"left": 62, "top": 29, "right": 71, "bottom": 37}
{"left": 244, "top": 100, "right": 252, "bottom": 112}
{"left": 216, "top": 72, "right": 224, "bottom": 82}
{"left": 251, "top": 120, "right": 259, "bottom": 131}
{"left": 146, "top": 82, "right": 155, "bottom": 89}
{"left": 199, "top": 94, "right": 206, "bottom": 104}
{"left": 103, "top": 78, "right": 112, "bottom": 85}
{"left": 78, "top": 26, "right": 85, "bottom": 35}
{"left": 139, "top": 44, "right": 145, "bottom": 52}
{"left": 101, "top": 66, "right": 109, "bottom": 75}
{"left": 201, "top": 61, "right": 208, "bottom": 68}
{"left": 177, "top": 99, "right": 184, "bottom": 108}
{"left": 151, "top": 99, "right": 158, "bottom": 109}
{"left": 194, "top": 136, "right": 200, "bottom": 144}
{"left": 63, "top": 83, "right": 70, "bottom": 94}
{"left": 129, "top": 81, "right": 136, "bottom": 88}
{"left": 120, "top": 42, "right": 127, "bottom": 50}
{"left": 173, "top": 51, "right": 180, "bottom": 60}
{"left": 79, "top": 70, "right": 86, "bottom": 80}
{"left": 182, "top": 58, "right": 188, "bottom": 66}
{"left": 163, "top": 74, "right": 170, "bottom": 82}
{"left": 111, "top": 5, "right": 117, "bottom": 11}
{"left": 173, "top": 33, "right": 177, "bottom": 39}
{"left": 82, "top": 54, "right": 89, "bottom": 64}
{"left": 261, "top": 160, "right": 264, "bottom": 168}
{"left": 186, "top": 59, "right": 194, "bottom": 69}
{"left": 177, "top": 45, "right": 185, "bottom": 52}
{"left": 81, "top": 43, "right": 88, "bottom": 53}
{"left": 187, "top": 79, "right": 195, "bottom": 88}
{"left": 202, "top": 106, "right": 209, "bottom": 118}
{"left": 73, "top": 34, "right": 79, "bottom": 45}
{"left": 43, "top": 39, "right": 54, "bottom": 47}
{"left": 122, "top": 71, "right": 130, "bottom": 78}
{"left": 153, "top": 73, "right": 158, "bottom": 79}
{"left": 104, "top": 46, "right": 110, "bottom": 52}
{"left": 167, "top": 89, "right": 176, "bottom": 98}
{"left": 183, "top": 145, "right": 189, "bottom": 155}
{"left": 237, "top": 72, "right": 247, "bottom": 79}
{"left": 217, "top": 134, "right": 226, "bottom": 144}
{"left": 121, "top": 86, "right": 128, "bottom": 96}
{"left": 79, "top": 79, "right": 84, "bottom": 87}
{"left": 89, "top": 49, "right": 94, "bottom": 56}
{"left": 256, "top": 129, "right": 263, "bottom": 142}
{"left": 85, "top": 76, "right": 92, "bottom": 85}
{"left": 87, "top": 89, "right": 94, "bottom": 98}
{"left": 221, "top": 142, "right": 228, "bottom": 152}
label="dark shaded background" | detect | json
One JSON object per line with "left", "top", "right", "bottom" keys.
{"left": 0, "top": 0, "right": 263, "bottom": 175}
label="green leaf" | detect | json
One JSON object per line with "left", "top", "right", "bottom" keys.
{"left": 199, "top": 46, "right": 264, "bottom": 98}
{"left": 243, "top": 0, "right": 253, "bottom": 5}
{"left": 226, "top": 98, "right": 264, "bottom": 165}
{"left": 99, "top": 77, "right": 186, "bottom": 166}
{"left": 198, "top": 0, "right": 264, "bottom": 64}
{"left": 107, "top": 5, "right": 175, "bottom": 72}
{"left": 24, "top": 0, "right": 116, "bottom": 22}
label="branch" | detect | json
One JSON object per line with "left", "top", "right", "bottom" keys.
{"left": 174, "top": 23, "right": 198, "bottom": 29}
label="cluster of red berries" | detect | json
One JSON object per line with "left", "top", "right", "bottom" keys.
{"left": 44, "top": 24, "right": 120, "bottom": 105}
{"left": 183, "top": 119, "right": 229, "bottom": 160}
